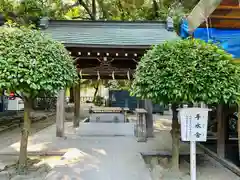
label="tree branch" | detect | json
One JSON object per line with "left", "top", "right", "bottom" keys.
{"left": 152, "top": 0, "right": 159, "bottom": 18}
{"left": 78, "top": 0, "right": 95, "bottom": 20}
{"left": 15, "top": 92, "right": 23, "bottom": 99}
{"left": 116, "top": 0, "right": 125, "bottom": 20}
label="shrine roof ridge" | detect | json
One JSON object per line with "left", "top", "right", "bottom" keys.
{"left": 41, "top": 19, "right": 179, "bottom": 47}
{"left": 46, "top": 19, "right": 167, "bottom": 26}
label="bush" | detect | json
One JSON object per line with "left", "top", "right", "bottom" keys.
{"left": 131, "top": 39, "right": 240, "bottom": 105}
{"left": 93, "top": 95, "right": 104, "bottom": 106}
{"left": 130, "top": 38, "right": 240, "bottom": 169}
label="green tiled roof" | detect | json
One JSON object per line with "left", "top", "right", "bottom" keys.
{"left": 41, "top": 20, "right": 179, "bottom": 47}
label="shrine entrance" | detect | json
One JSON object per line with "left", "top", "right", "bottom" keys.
{"left": 41, "top": 19, "right": 178, "bottom": 137}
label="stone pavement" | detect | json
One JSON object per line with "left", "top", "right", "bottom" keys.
{"left": 0, "top": 120, "right": 195, "bottom": 180}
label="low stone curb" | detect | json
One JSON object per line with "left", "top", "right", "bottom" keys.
{"left": 0, "top": 113, "right": 55, "bottom": 134}
{"left": 0, "top": 171, "right": 10, "bottom": 180}
{"left": 0, "top": 151, "right": 65, "bottom": 157}
{"left": 0, "top": 124, "right": 19, "bottom": 134}
{"left": 198, "top": 143, "right": 240, "bottom": 176}
{"left": 141, "top": 150, "right": 204, "bottom": 157}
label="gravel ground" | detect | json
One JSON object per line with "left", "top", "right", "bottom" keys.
{"left": 0, "top": 103, "right": 90, "bottom": 149}
{"left": 0, "top": 112, "right": 56, "bottom": 149}
{"left": 0, "top": 106, "right": 89, "bottom": 180}
{"left": 145, "top": 154, "right": 240, "bottom": 180}
{"left": 0, "top": 111, "right": 56, "bottom": 180}
{"left": 1, "top": 112, "right": 239, "bottom": 180}
{"left": 149, "top": 114, "right": 240, "bottom": 180}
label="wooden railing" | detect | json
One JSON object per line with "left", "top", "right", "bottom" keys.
{"left": 80, "top": 96, "right": 94, "bottom": 103}
{"left": 33, "top": 97, "right": 57, "bottom": 111}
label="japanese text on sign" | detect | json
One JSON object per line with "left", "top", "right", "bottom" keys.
{"left": 179, "top": 108, "right": 209, "bottom": 142}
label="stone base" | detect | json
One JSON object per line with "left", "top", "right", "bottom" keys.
{"left": 89, "top": 113, "right": 124, "bottom": 123}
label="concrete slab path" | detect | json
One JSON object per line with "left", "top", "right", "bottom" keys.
{"left": 0, "top": 114, "right": 239, "bottom": 180}
{"left": 0, "top": 121, "right": 199, "bottom": 180}
{"left": 44, "top": 122, "right": 151, "bottom": 180}
{"left": 76, "top": 123, "right": 135, "bottom": 136}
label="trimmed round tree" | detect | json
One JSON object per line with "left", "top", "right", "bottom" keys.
{"left": 131, "top": 39, "right": 240, "bottom": 169}
{"left": 0, "top": 26, "right": 77, "bottom": 172}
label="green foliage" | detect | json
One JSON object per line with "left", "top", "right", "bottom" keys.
{"left": 131, "top": 39, "right": 240, "bottom": 105}
{"left": 93, "top": 95, "right": 104, "bottom": 106}
{"left": 0, "top": 0, "right": 14, "bottom": 14}
{"left": 65, "top": 6, "right": 82, "bottom": 19}
{"left": 0, "top": 26, "right": 78, "bottom": 99}
{"left": 106, "top": 80, "right": 131, "bottom": 91}
{"left": 0, "top": 0, "right": 68, "bottom": 25}
{"left": 1, "top": 0, "right": 199, "bottom": 30}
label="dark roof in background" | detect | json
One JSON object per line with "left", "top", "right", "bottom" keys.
{"left": 40, "top": 20, "right": 179, "bottom": 47}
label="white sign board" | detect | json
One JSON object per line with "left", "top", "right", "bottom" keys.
{"left": 179, "top": 108, "right": 209, "bottom": 142}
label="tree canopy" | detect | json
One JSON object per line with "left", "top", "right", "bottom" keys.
{"left": 0, "top": 25, "right": 77, "bottom": 99}
{"left": 131, "top": 39, "right": 240, "bottom": 105}
{"left": 0, "top": 0, "right": 199, "bottom": 27}
{"left": 130, "top": 38, "right": 240, "bottom": 170}
{"left": 0, "top": 25, "right": 77, "bottom": 171}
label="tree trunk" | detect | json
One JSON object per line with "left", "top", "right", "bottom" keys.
{"left": 92, "top": 0, "right": 97, "bottom": 20}
{"left": 171, "top": 103, "right": 180, "bottom": 170}
{"left": 144, "top": 100, "right": 154, "bottom": 137}
{"left": 152, "top": 0, "right": 159, "bottom": 18}
{"left": 18, "top": 98, "right": 32, "bottom": 173}
{"left": 217, "top": 104, "right": 228, "bottom": 158}
{"left": 78, "top": 0, "right": 95, "bottom": 20}
{"left": 74, "top": 84, "right": 81, "bottom": 128}
{"left": 238, "top": 103, "right": 240, "bottom": 161}
{"left": 93, "top": 82, "right": 99, "bottom": 102}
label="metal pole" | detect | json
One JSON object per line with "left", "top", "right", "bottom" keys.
{"left": 183, "top": 104, "right": 196, "bottom": 180}
{"left": 190, "top": 141, "right": 197, "bottom": 180}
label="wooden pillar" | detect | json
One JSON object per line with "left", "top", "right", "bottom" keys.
{"left": 123, "top": 108, "right": 129, "bottom": 123}
{"left": 144, "top": 99, "right": 153, "bottom": 137}
{"left": 69, "top": 87, "right": 74, "bottom": 103}
{"left": 217, "top": 104, "right": 227, "bottom": 158}
{"left": 74, "top": 83, "right": 80, "bottom": 128}
{"left": 238, "top": 103, "right": 240, "bottom": 161}
{"left": 56, "top": 90, "right": 65, "bottom": 137}
{"left": 137, "top": 100, "right": 140, "bottom": 108}
{"left": 135, "top": 108, "right": 147, "bottom": 142}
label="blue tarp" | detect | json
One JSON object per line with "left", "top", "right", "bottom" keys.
{"left": 180, "top": 19, "right": 240, "bottom": 58}
{"left": 180, "top": 19, "right": 190, "bottom": 39}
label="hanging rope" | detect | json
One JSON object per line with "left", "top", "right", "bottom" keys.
{"left": 127, "top": 71, "right": 130, "bottom": 80}
{"left": 112, "top": 71, "right": 115, "bottom": 80}
{"left": 205, "top": 17, "right": 210, "bottom": 41}
{"left": 199, "top": 10, "right": 211, "bottom": 42}
{"left": 79, "top": 70, "right": 82, "bottom": 79}
{"left": 209, "top": 17, "right": 213, "bottom": 39}
{"left": 97, "top": 71, "right": 100, "bottom": 80}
